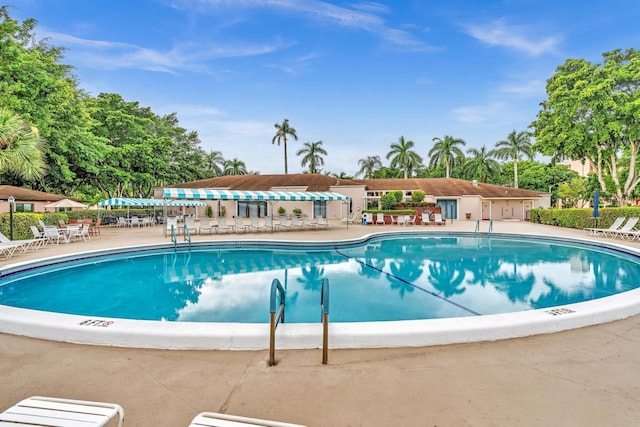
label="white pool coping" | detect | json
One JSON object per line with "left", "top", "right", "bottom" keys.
{"left": 2, "top": 233, "right": 640, "bottom": 350}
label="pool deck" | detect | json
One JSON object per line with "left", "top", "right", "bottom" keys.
{"left": 1, "top": 220, "right": 640, "bottom": 426}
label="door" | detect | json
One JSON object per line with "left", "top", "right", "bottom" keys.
{"left": 436, "top": 199, "right": 458, "bottom": 220}
{"left": 482, "top": 202, "right": 491, "bottom": 220}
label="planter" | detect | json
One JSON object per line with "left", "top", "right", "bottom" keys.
{"left": 465, "top": 212, "right": 471, "bottom": 219}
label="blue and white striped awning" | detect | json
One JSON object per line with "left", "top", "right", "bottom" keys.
{"left": 163, "top": 188, "right": 350, "bottom": 201}
{"left": 99, "top": 198, "right": 165, "bottom": 207}
{"left": 99, "top": 198, "right": 207, "bottom": 207}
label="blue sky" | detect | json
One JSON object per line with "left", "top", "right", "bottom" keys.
{"left": 11, "top": 0, "right": 640, "bottom": 176}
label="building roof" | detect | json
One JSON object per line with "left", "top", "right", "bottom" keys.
{"left": 0, "top": 185, "right": 69, "bottom": 202}
{"left": 170, "top": 174, "right": 547, "bottom": 199}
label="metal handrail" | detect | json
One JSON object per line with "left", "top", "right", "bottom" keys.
{"left": 488, "top": 220, "right": 493, "bottom": 237}
{"left": 183, "top": 224, "right": 191, "bottom": 250}
{"left": 321, "top": 278, "right": 329, "bottom": 364}
{"left": 171, "top": 224, "right": 177, "bottom": 250}
{"left": 269, "top": 278, "right": 286, "bottom": 366}
{"left": 475, "top": 220, "right": 480, "bottom": 234}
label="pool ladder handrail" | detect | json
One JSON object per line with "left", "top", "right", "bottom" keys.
{"left": 474, "top": 219, "right": 493, "bottom": 237}
{"left": 269, "top": 278, "right": 286, "bottom": 366}
{"left": 171, "top": 224, "right": 177, "bottom": 250}
{"left": 183, "top": 223, "right": 191, "bottom": 249}
{"left": 321, "top": 278, "right": 330, "bottom": 365}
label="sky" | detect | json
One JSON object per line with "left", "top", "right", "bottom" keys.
{"left": 10, "top": 0, "right": 640, "bottom": 176}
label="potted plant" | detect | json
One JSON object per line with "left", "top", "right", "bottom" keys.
{"left": 292, "top": 207, "right": 302, "bottom": 217}
{"left": 277, "top": 206, "right": 286, "bottom": 216}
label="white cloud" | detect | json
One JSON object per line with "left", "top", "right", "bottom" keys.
{"left": 464, "top": 19, "right": 560, "bottom": 56}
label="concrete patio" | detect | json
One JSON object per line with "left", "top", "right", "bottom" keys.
{"left": 1, "top": 220, "right": 639, "bottom": 426}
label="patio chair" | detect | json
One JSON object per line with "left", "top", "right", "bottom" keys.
{"left": 584, "top": 216, "right": 625, "bottom": 236}
{"left": 316, "top": 215, "right": 329, "bottom": 228}
{"left": 0, "top": 231, "right": 37, "bottom": 253}
{"left": 375, "top": 213, "right": 385, "bottom": 225}
{"left": 278, "top": 215, "right": 293, "bottom": 231}
{"left": 434, "top": 213, "right": 445, "bottom": 225}
{"left": 0, "top": 396, "right": 124, "bottom": 427}
{"left": 91, "top": 217, "right": 102, "bottom": 236}
{"left": 422, "top": 213, "right": 433, "bottom": 225}
{"left": 43, "top": 225, "right": 69, "bottom": 244}
{"left": 30, "top": 225, "right": 47, "bottom": 247}
{"left": 199, "top": 217, "right": 216, "bottom": 234}
{"left": 265, "top": 216, "right": 279, "bottom": 231}
{"left": 301, "top": 215, "right": 317, "bottom": 229}
{"left": 250, "top": 216, "right": 267, "bottom": 232}
{"left": 0, "top": 241, "right": 29, "bottom": 259}
{"left": 217, "top": 217, "right": 235, "bottom": 233}
{"left": 390, "top": 215, "right": 398, "bottom": 225}
{"left": 234, "top": 217, "right": 251, "bottom": 232}
{"left": 78, "top": 223, "right": 92, "bottom": 241}
{"left": 189, "top": 411, "right": 305, "bottom": 427}
{"left": 185, "top": 216, "right": 198, "bottom": 234}
{"left": 290, "top": 215, "right": 304, "bottom": 230}
{"left": 408, "top": 215, "right": 417, "bottom": 225}
{"left": 66, "top": 224, "right": 82, "bottom": 240}
{"left": 608, "top": 217, "right": 639, "bottom": 239}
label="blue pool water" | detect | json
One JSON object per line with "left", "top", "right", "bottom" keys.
{"left": 1, "top": 234, "right": 640, "bottom": 323}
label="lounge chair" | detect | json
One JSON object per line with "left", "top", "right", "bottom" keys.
{"left": 0, "top": 396, "right": 124, "bottom": 427}
{"left": 375, "top": 213, "right": 385, "bottom": 225}
{"left": 433, "top": 213, "right": 445, "bottom": 225}
{"left": 199, "top": 217, "right": 216, "bottom": 234}
{"left": 608, "top": 217, "right": 639, "bottom": 239}
{"left": 189, "top": 411, "right": 305, "bottom": 427}
{"left": 185, "top": 216, "right": 198, "bottom": 234}
{"left": 265, "top": 216, "right": 279, "bottom": 231}
{"left": 290, "top": 215, "right": 304, "bottom": 230}
{"left": 301, "top": 215, "right": 317, "bottom": 229}
{"left": 217, "top": 217, "right": 235, "bottom": 233}
{"left": 234, "top": 217, "right": 251, "bottom": 232}
{"left": 0, "top": 231, "right": 37, "bottom": 252}
{"left": 278, "top": 215, "right": 293, "bottom": 231}
{"left": 390, "top": 215, "right": 398, "bottom": 225}
{"left": 250, "top": 216, "right": 267, "bottom": 232}
{"left": 583, "top": 216, "right": 625, "bottom": 236}
{"left": 30, "top": 225, "right": 47, "bottom": 247}
{"left": 316, "top": 215, "right": 329, "bottom": 228}
{"left": 43, "top": 225, "right": 69, "bottom": 244}
{"left": 422, "top": 213, "right": 433, "bottom": 225}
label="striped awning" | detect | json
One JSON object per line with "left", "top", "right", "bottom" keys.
{"left": 99, "top": 198, "right": 207, "bottom": 207}
{"left": 99, "top": 198, "right": 165, "bottom": 207}
{"left": 163, "top": 188, "right": 350, "bottom": 201}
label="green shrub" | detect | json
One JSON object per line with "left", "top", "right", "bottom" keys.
{"left": 380, "top": 193, "right": 397, "bottom": 210}
{"left": 411, "top": 190, "right": 425, "bottom": 203}
{"left": 531, "top": 207, "right": 640, "bottom": 229}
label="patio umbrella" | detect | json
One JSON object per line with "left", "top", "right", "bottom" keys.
{"left": 592, "top": 191, "right": 600, "bottom": 218}
{"left": 44, "top": 198, "right": 88, "bottom": 209}
{"left": 592, "top": 191, "right": 600, "bottom": 229}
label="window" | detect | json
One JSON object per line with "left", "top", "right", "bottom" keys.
{"left": 15, "top": 203, "right": 34, "bottom": 212}
{"left": 313, "top": 200, "right": 327, "bottom": 218}
{"left": 237, "top": 201, "right": 267, "bottom": 218}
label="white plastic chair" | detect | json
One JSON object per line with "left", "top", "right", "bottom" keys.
{"left": 0, "top": 396, "right": 124, "bottom": 427}
{"left": 189, "top": 411, "right": 305, "bottom": 427}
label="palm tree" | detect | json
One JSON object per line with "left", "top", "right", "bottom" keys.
{"left": 386, "top": 136, "right": 423, "bottom": 179}
{"left": 0, "top": 108, "right": 47, "bottom": 181}
{"left": 205, "top": 150, "right": 224, "bottom": 177}
{"left": 296, "top": 140, "right": 327, "bottom": 174}
{"left": 494, "top": 130, "right": 534, "bottom": 188}
{"left": 272, "top": 118, "right": 298, "bottom": 174}
{"left": 356, "top": 155, "right": 383, "bottom": 179}
{"left": 463, "top": 145, "right": 500, "bottom": 182}
{"left": 428, "top": 135, "right": 466, "bottom": 178}
{"left": 223, "top": 157, "right": 247, "bottom": 175}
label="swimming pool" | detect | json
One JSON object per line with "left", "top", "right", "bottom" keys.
{"left": 2, "top": 231, "right": 640, "bottom": 350}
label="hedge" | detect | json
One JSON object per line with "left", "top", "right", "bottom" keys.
{"left": 531, "top": 207, "right": 640, "bottom": 229}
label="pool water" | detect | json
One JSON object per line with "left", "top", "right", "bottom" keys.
{"left": 1, "top": 235, "right": 639, "bottom": 323}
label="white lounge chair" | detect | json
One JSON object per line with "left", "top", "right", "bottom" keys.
{"left": 0, "top": 396, "right": 124, "bottom": 427}
{"left": 584, "top": 216, "right": 625, "bottom": 236}
{"left": 608, "top": 217, "right": 639, "bottom": 239}
{"left": 30, "top": 225, "right": 47, "bottom": 247}
{"left": 264, "top": 216, "right": 279, "bottom": 231}
{"left": 234, "top": 217, "right": 251, "bottom": 232}
{"left": 433, "top": 213, "right": 445, "bottom": 225}
{"left": 278, "top": 215, "right": 293, "bottom": 231}
{"left": 189, "top": 411, "right": 305, "bottom": 427}
{"left": 316, "top": 215, "right": 329, "bottom": 228}
{"left": 217, "top": 217, "right": 235, "bottom": 233}
{"left": 375, "top": 213, "right": 385, "bottom": 225}
{"left": 301, "top": 215, "right": 317, "bottom": 229}
{"left": 185, "top": 216, "right": 198, "bottom": 234}
{"left": 250, "top": 216, "right": 267, "bottom": 232}
{"left": 199, "top": 217, "right": 216, "bottom": 234}
{"left": 0, "top": 231, "right": 37, "bottom": 252}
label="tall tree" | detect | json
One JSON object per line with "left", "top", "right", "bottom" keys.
{"left": 296, "top": 140, "right": 327, "bottom": 173}
{"left": 532, "top": 48, "right": 640, "bottom": 204}
{"left": 272, "top": 118, "right": 298, "bottom": 174}
{"left": 462, "top": 145, "right": 500, "bottom": 183}
{"left": 356, "top": 155, "right": 383, "bottom": 179}
{"left": 494, "top": 130, "right": 534, "bottom": 188}
{"left": 223, "top": 157, "right": 248, "bottom": 175}
{"left": 0, "top": 108, "right": 47, "bottom": 180}
{"left": 386, "top": 136, "right": 423, "bottom": 179}
{"left": 205, "top": 150, "right": 225, "bottom": 177}
{"left": 429, "top": 135, "right": 466, "bottom": 178}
